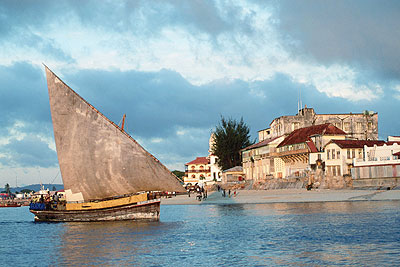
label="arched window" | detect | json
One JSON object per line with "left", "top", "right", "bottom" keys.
{"left": 191, "top": 174, "right": 196, "bottom": 178}
{"left": 191, "top": 166, "right": 195, "bottom": 170}
{"left": 200, "top": 165, "right": 204, "bottom": 169}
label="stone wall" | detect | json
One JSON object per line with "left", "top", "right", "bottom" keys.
{"left": 268, "top": 107, "right": 378, "bottom": 141}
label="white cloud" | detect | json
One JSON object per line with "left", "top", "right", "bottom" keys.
{"left": 0, "top": 1, "right": 387, "bottom": 104}
{"left": 150, "top": 138, "right": 163, "bottom": 143}
{"left": 394, "top": 84, "right": 400, "bottom": 100}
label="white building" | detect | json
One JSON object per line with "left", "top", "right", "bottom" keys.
{"left": 208, "top": 134, "right": 222, "bottom": 182}
{"left": 183, "top": 133, "right": 222, "bottom": 185}
{"left": 352, "top": 139, "right": 400, "bottom": 186}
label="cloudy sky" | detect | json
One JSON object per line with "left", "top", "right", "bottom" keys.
{"left": 1, "top": 0, "right": 399, "bottom": 186}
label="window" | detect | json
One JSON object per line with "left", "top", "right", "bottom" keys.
{"left": 352, "top": 149, "right": 355, "bottom": 158}
{"left": 357, "top": 122, "right": 362, "bottom": 131}
{"left": 368, "top": 122, "right": 372, "bottom": 130}
{"left": 337, "top": 150, "right": 340, "bottom": 159}
{"left": 191, "top": 174, "right": 195, "bottom": 178}
{"left": 347, "top": 150, "right": 351, "bottom": 159}
{"left": 337, "top": 166, "right": 341, "bottom": 176}
{"left": 344, "top": 122, "right": 350, "bottom": 132}
{"left": 332, "top": 149, "right": 335, "bottom": 159}
{"left": 348, "top": 165, "right": 352, "bottom": 174}
{"left": 327, "top": 149, "right": 330, "bottom": 160}
{"left": 318, "top": 154, "right": 322, "bottom": 160}
{"left": 332, "top": 166, "right": 336, "bottom": 176}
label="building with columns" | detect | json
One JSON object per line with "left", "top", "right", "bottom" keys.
{"left": 241, "top": 136, "right": 285, "bottom": 180}
{"left": 258, "top": 106, "right": 378, "bottom": 142}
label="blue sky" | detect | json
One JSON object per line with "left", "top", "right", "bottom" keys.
{"left": 1, "top": 0, "right": 399, "bottom": 186}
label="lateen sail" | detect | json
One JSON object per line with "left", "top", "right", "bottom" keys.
{"left": 45, "top": 67, "right": 185, "bottom": 201}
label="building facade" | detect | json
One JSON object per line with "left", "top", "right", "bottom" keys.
{"left": 183, "top": 134, "right": 222, "bottom": 185}
{"left": 208, "top": 134, "right": 222, "bottom": 182}
{"left": 324, "top": 140, "right": 386, "bottom": 177}
{"left": 351, "top": 140, "right": 400, "bottom": 188}
{"left": 184, "top": 157, "right": 210, "bottom": 185}
{"left": 242, "top": 136, "right": 285, "bottom": 181}
{"left": 258, "top": 106, "right": 378, "bottom": 142}
{"left": 276, "top": 123, "right": 347, "bottom": 178}
{"left": 221, "top": 166, "right": 245, "bottom": 184}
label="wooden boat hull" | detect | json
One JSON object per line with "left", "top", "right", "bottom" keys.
{"left": 30, "top": 199, "right": 160, "bottom": 222}
{"left": 0, "top": 203, "right": 21, "bottom": 208}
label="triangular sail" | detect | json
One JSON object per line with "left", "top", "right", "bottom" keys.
{"left": 45, "top": 66, "right": 185, "bottom": 201}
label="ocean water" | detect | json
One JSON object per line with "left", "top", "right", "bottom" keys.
{"left": 1, "top": 201, "right": 400, "bottom": 266}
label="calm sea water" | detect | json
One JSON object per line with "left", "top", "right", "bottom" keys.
{"left": 1, "top": 201, "right": 400, "bottom": 266}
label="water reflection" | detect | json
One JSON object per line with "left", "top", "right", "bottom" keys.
{"left": 57, "top": 221, "right": 163, "bottom": 265}
{"left": 12, "top": 201, "right": 398, "bottom": 266}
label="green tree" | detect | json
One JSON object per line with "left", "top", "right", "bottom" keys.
{"left": 4, "top": 183, "right": 10, "bottom": 194}
{"left": 172, "top": 170, "right": 185, "bottom": 179}
{"left": 212, "top": 116, "right": 254, "bottom": 171}
{"left": 21, "top": 189, "right": 34, "bottom": 194}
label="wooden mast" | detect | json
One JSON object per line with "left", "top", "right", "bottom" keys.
{"left": 121, "top": 114, "right": 126, "bottom": 131}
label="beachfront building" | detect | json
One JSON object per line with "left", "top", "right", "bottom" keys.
{"left": 258, "top": 106, "right": 378, "bottom": 142}
{"left": 208, "top": 134, "right": 222, "bottom": 182}
{"left": 351, "top": 140, "right": 400, "bottom": 188}
{"left": 324, "top": 140, "right": 386, "bottom": 177}
{"left": 275, "top": 123, "right": 347, "bottom": 178}
{"left": 241, "top": 136, "right": 285, "bottom": 180}
{"left": 183, "top": 134, "right": 222, "bottom": 185}
{"left": 221, "top": 166, "right": 245, "bottom": 184}
{"left": 184, "top": 157, "right": 210, "bottom": 185}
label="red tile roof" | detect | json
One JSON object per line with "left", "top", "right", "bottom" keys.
{"left": 393, "top": 151, "right": 400, "bottom": 156}
{"left": 277, "top": 123, "right": 346, "bottom": 148}
{"left": 386, "top": 141, "right": 400, "bottom": 145}
{"left": 326, "top": 139, "right": 386, "bottom": 149}
{"left": 185, "top": 157, "right": 209, "bottom": 165}
{"left": 241, "top": 136, "right": 281, "bottom": 151}
{"left": 306, "top": 141, "right": 318, "bottom": 153}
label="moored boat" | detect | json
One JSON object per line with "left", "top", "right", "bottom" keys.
{"left": 30, "top": 66, "right": 185, "bottom": 222}
{"left": 0, "top": 202, "right": 22, "bottom": 208}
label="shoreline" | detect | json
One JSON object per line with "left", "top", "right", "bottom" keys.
{"left": 160, "top": 189, "right": 400, "bottom": 205}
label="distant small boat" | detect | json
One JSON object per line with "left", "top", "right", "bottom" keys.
{"left": 0, "top": 202, "right": 21, "bottom": 208}
{"left": 29, "top": 66, "right": 185, "bottom": 222}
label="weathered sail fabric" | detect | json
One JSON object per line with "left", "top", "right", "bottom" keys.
{"left": 45, "top": 67, "right": 185, "bottom": 200}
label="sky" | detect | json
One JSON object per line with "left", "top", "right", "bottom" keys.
{"left": 1, "top": 0, "right": 400, "bottom": 186}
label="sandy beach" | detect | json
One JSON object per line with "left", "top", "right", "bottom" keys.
{"left": 161, "top": 189, "right": 400, "bottom": 205}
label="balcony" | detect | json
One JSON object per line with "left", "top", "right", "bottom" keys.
{"left": 185, "top": 169, "right": 211, "bottom": 174}
{"left": 276, "top": 148, "right": 309, "bottom": 157}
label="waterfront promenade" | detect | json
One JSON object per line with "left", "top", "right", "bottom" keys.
{"left": 161, "top": 189, "right": 400, "bottom": 205}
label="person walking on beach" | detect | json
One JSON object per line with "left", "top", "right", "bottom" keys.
{"left": 222, "top": 189, "right": 226, "bottom": 197}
